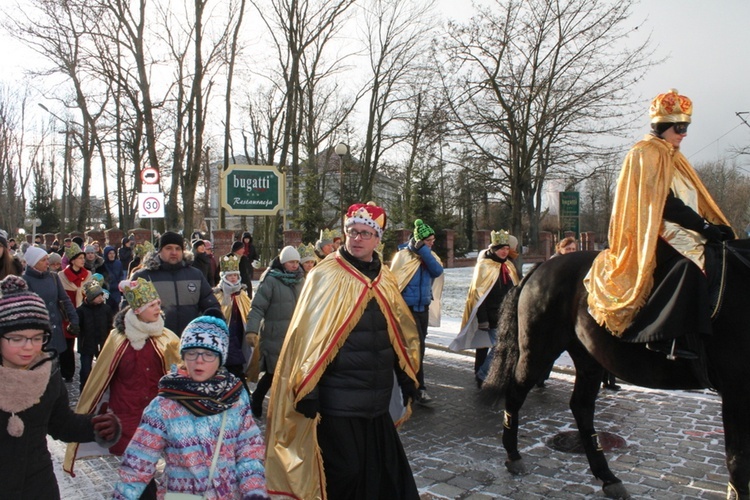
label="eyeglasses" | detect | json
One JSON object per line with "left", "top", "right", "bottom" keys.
{"left": 346, "top": 228, "right": 376, "bottom": 240}
{"left": 672, "top": 123, "right": 689, "bottom": 135}
{"left": 2, "top": 333, "right": 50, "bottom": 347}
{"left": 183, "top": 350, "right": 219, "bottom": 362}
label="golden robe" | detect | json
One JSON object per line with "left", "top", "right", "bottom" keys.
{"left": 449, "top": 254, "right": 519, "bottom": 351}
{"left": 62, "top": 328, "right": 181, "bottom": 476}
{"left": 585, "top": 135, "right": 730, "bottom": 335}
{"left": 390, "top": 247, "right": 445, "bottom": 327}
{"left": 264, "top": 252, "right": 420, "bottom": 500}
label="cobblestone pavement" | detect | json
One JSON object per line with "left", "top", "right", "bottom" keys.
{"left": 51, "top": 347, "right": 728, "bottom": 499}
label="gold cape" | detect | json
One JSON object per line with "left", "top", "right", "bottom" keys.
{"left": 62, "top": 327, "right": 181, "bottom": 476}
{"left": 450, "top": 254, "right": 519, "bottom": 351}
{"left": 264, "top": 252, "right": 420, "bottom": 500}
{"left": 389, "top": 247, "right": 445, "bottom": 327}
{"left": 584, "top": 135, "right": 730, "bottom": 335}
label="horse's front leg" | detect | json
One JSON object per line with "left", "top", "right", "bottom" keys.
{"left": 722, "top": 389, "right": 750, "bottom": 500}
{"left": 568, "top": 346, "right": 629, "bottom": 499}
{"left": 502, "top": 378, "right": 531, "bottom": 475}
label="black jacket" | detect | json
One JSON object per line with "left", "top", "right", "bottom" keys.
{"left": 314, "top": 249, "right": 408, "bottom": 418}
{"left": 76, "top": 301, "right": 114, "bottom": 356}
{"left": 131, "top": 253, "right": 221, "bottom": 335}
{"left": 0, "top": 358, "right": 102, "bottom": 499}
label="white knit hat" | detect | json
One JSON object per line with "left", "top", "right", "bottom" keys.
{"left": 24, "top": 247, "right": 48, "bottom": 268}
{"left": 279, "top": 246, "right": 301, "bottom": 264}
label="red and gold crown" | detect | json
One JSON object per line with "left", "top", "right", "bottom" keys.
{"left": 649, "top": 88, "right": 692, "bottom": 124}
{"left": 345, "top": 201, "right": 387, "bottom": 237}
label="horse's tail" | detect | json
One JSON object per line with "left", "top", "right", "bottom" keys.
{"left": 479, "top": 269, "right": 538, "bottom": 405}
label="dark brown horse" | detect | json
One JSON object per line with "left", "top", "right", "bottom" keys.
{"left": 483, "top": 242, "right": 750, "bottom": 499}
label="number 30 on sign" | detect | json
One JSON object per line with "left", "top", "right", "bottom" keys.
{"left": 138, "top": 192, "right": 165, "bottom": 218}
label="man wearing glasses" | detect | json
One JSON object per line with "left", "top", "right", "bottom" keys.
{"left": 390, "top": 218, "right": 444, "bottom": 405}
{"left": 266, "top": 201, "right": 421, "bottom": 500}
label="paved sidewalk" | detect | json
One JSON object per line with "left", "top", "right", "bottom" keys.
{"left": 51, "top": 345, "right": 727, "bottom": 499}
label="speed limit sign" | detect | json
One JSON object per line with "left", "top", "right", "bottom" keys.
{"left": 138, "top": 192, "right": 165, "bottom": 218}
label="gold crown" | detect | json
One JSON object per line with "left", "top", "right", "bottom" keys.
{"left": 649, "top": 88, "right": 692, "bottom": 124}
{"left": 491, "top": 230, "right": 510, "bottom": 247}
{"left": 121, "top": 278, "right": 160, "bottom": 310}
{"left": 135, "top": 240, "right": 155, "bottom": 258}
{"left": 318, "top": 228, "right": 340, "bottom": 245}
{"left": 83, "top": 280, "right": 103, "bottom": 296}
{"left": 220, "top": 254, "right": 240, "bottom": 273}
{"left": 297, "top": 243, "right": 316, "bottom": 262}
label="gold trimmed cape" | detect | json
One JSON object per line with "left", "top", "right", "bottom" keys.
{"left": 584, "top": 135, "right": 730, "bottom": 335}
{"left": 449, "top": 254, "right": 519, "bottom": 351}
{"left": 390, "top": 247, "right": 445, "bottom": 327}
{"left": 264, "top": 252, "right": 420, "bottom": 500}
{"left": 62, "top": 327, "right": 181, "bottom": 476}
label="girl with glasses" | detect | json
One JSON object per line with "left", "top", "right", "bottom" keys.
{"left": 114, "top": 314, "right": 267, "bottom": 499}
{"left": 0, "top": 275, "right": 121, "bottom": 499}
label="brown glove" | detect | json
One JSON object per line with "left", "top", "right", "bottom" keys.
{"left": 92, "top": 413, "right": 120, "bottom": 442}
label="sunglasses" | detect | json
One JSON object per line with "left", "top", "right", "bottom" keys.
{"left": 672, "top": 123, "right": 689, "bottom": 135}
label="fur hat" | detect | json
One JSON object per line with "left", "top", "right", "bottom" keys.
{"left": 65, "top": 242, "right": 85, "bottom": 261}
{"left": 0, "top": 275, "right": 51, "bottom": 336}
{"left": 24, "top": 247, "right": 48, "bottom": 268}
{"left": 84, "top": 245, "right": 97, "bottom": 254}
{"left": 158, "top": 231, "right": 184, "bottom": 250}
{"left": 180, "top": 315, "right": 229, "bottom": 366}
{"left": 279, "top": 246, "right": 301, "bottom": 264}
{"left": 413, "top": 219, "right": 435, "bottom": 241}
{"left": 120, "top": 278, "right": 160, "bottom": 314}
{"left": 345, "top": 201, "right": 386, "bottom": 238}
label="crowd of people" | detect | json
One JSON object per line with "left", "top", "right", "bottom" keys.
{"left": 0, "top": 87, "right": 733, "bottom": 500}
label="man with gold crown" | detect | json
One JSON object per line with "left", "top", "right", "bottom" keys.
{"left": 213, "top": 254, "right": 252, "bottom": 390}
{"left": 450, "top": 230, "right": 520, "bottom": 386}
{"left": 390, "top": 218, "right": 444, "bottom": 405}
{"left": 265, "top": 201, "right": 421, "bottom": 500}
{"left": 585, "top": 89, "right": 735, "bottom": 359}
{"left": 63, "top": 278, "right": 181, "bottom": 496}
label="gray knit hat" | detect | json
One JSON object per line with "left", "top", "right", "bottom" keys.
{"left": 0, "top": 276, "right": 51, "bottom": 336}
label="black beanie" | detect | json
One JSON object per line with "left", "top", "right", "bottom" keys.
{"left": 231, "top": 241, "right": 244, "bottom": 253}
{"left": 159, "top": 231, "right": 184, "bottom": 249}
{"left": 0, "top": 276, "right": 51, "bottom": 336}
{"left": 192, "top": 239, "right": 205, "bottom": 251}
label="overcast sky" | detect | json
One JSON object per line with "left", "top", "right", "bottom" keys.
{"left": 3, "top": 0, "right": 750, "bottom": 169}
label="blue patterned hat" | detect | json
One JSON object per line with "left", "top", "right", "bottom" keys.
{"left": 180, "top": 315, "right": 229, "bottom": 365}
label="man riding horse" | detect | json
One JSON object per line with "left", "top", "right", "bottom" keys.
{"left": 585, "top": 89, "right": 736, "bottom": 359}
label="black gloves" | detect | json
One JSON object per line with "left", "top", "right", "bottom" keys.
{"left": 715, "top": 224, "right": 736, "bottom": 241}
{"left": 67, "top": 323, "right": 80, "bottom": 336}
{"left": 401, "top": 382, "right": 419, "bottom": 407}
{"left": 701, "top": 221, "right": 735, "bottom": 242}
{"left": 296, "top": 399, "right": 319, "bottom": 419}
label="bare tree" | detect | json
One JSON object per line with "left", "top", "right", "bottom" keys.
{"left": 357, "top": 0, "right": 437, "bottom": 202}
{"left": 439, "top": 0, "right": 655, "bottom": 248}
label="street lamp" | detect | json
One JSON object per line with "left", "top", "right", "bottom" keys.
{"left": 335, "top": 143, "right": 348, "bottom": 235}
{"left": 38, "top": 103, "right": 73, "bottom": 231}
